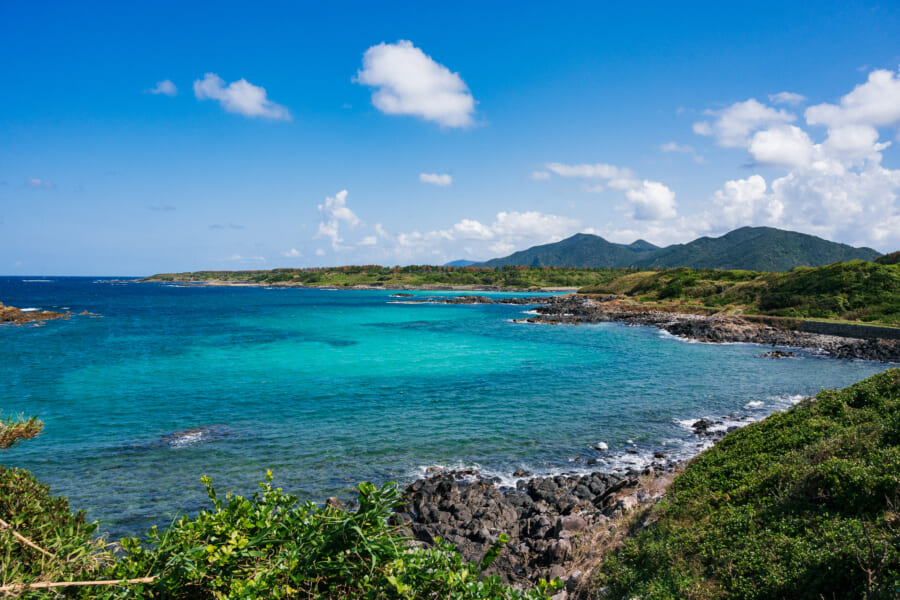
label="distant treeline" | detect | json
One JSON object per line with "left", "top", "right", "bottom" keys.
{"left": 146, "top": 265, "right": 639, "bottom": 289}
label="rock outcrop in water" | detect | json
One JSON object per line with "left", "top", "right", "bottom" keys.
{"left": 0, "top": 302, "right": 68, "bottom": 325}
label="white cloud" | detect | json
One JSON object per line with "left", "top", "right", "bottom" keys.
{"left": 419, "top": 172, "right": 453, "bottom": 186}
{"left": 193, "top": 73, "right": 291, "bottom": 120}
{"left": 806, "top": 66, "right": 900, "bottom": 128}
{"left": 748, "top": 125, "right": 815, "bottom": 169}
{"left": 693, "top": 99, "right": 795, "bottom": 147}
{"left": 149, "top": 79, "right": 177, "bottom": 96}
{"left": 374, "top": 210, "right": 583, "bottom": 263}
{"left": 315, "top": 248, "right": 326, "bottom": 256}
{"left": 281, "top": 248, "right": 301, "bottom": 258}
{"left": 692, "top": 70, "right": 900, "bottom": 250}
{"left": 27, "top": 178, "right": 54, "bottom": 190}
{"left": 625, "top": 181, "right": 677, "bottom": 220}
{"left": 452, "top": 218, "right": 494, "bottom": 240}
{"left": 227, "top": 254, "right": 266, "bottom": 263}
{"left": 545, "top": 162, "right": 633, "bottom": 181}
{"left": 317, "top": 190, "right": 361, "bottom": 250}
{"left": 530, "top": 170, "right": 551, "bottom": 181}
{"left": 359, "top": 236, "right": 377, "bottom": 246}
{"left": 491, "top": 211, "right": 580, "bottom": 240}
{"left": 355, "top": 40, "right": 476, "bottom": 128}
{"left": 710, "top": 175, "right": 783, "bottom": 230}
{"left": 660, "top": 141, "right": 705, "bottom": 164}
{"left": 768, "top": 91, "right": 806, "bottom": 106}
{"left": 543, "top": 162, "right": 676, "bottom": 221}
{"left": 660, "top": 142, "right": 695, "bottom": 154}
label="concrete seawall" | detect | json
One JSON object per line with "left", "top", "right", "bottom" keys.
{"left": 796, "top": 320, "right": 900, "bottom": 340}
{"left": 744, "top": 315, "right": 900, "bottom": 340}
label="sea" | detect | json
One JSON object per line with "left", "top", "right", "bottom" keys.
{"left": 0, "top": 277, "right": 889, "bottom": 539}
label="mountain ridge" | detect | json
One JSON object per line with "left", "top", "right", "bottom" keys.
{"left": 473, "top": 226, "right": 881, "bottom": 271}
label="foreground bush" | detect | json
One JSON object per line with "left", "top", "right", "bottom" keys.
{"left": 0, "top": 466, "right": 111, "bottom": 598}
{"left": 1, "top": 468, "right": 555, "bottom": 599}
{"left": 99, "top": 475, "right": 557, "bottom": 599}
{"left": 593, "top": 368, "right": 900, "bottom": 599}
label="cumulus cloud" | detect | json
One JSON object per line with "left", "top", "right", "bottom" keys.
{"left": 315, "top": 248, "right": 326, "bottom": 256}
{"left": 530, "top": 170, "right": 551, "bottom": 181}
{"left": 375, "top": 210, "right": 582, "bottom": 263}
{"left": 148, "top": 80, "right": 177, "bottom": 96}
{"left": 317, "top": 190, "right": 362, "bottom": 250}
{"left": 806, "top": 66, "right": 900, "bottom": 128}
{"left": 709, "top": 175, "right": 783, "bottom": 230}
{"left": 769, "top": 91, "right": 806, "bottom": 106}
{"left": 194, "top": 73, "right": 291, "bottom": 120}
{"left": 419, "top": 172, "right": 453, "bottom": 186}
{"left": 543, "top": 162, "right": 677, "bottom": 221}
{"left": 281, "top": 248, "right": 301, "bottom": 258}
{"left": 693, "top": 67, "right": 900, "bottom": 250}
{"left": 355, "top": 40, "right": 476, "bottom": 128}
{"left": 625, "top": 181, "right": 678, "bottom": 220}
{"left": 359, "top": 236, "right": 377, "bottom": 246}
{"left": 748, "top": 125, "right": 816, "bottom": 169}
{"left": 693, "top": 98, "right": 795, "bottom": 147}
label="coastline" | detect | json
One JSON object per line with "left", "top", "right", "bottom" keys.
{"left": 405, "top": 293, "right": 900, "bottom": 363}
{"left": 384, "top": 294, "right": 899, "bottom": 592}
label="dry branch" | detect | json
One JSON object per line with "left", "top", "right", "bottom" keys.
{"left": 0, "top": 517, "right": 54, "bottom": 559}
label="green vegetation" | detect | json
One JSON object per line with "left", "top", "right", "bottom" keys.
{"left": 0, "top": 468, "right": 556, "bottom": 599}
{"left": 0, "top": 413, "right": 43, "bottom": 450}
{"left": 593, "top": 368, "right": 900, "bottom": 599}
{"left": 147, "top": 264, "right": 634, "bottom": 290}
{"left": 98, "top": 475, "right": 556, "bottom": 599}
{"left": 579, "top": 261, "right": 900, "bottom": 326}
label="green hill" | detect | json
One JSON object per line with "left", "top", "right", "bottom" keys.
{"left": 474, "top": 227, "right": 880, "bottom": 271}
{"left": 593, "top": 368, "right": 900, "bottom": 599}
{"left": 475, "top": 233, "right": 658, "bottom": 268}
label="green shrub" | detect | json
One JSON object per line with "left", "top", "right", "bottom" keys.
{"left": 0, "top": 466, "right": 110, "bottom": 597}
{"left": 593, "top": 369, "right": 900, "bottom": 599}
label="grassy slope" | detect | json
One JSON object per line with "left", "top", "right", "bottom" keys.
{"left": 594, "top": 369, "right": 900, "bottom": 599}
{"left": 580, "top": 261, "right": 900, "bottom": 326}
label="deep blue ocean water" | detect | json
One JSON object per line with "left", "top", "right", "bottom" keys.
{"left": 0, "top": 277, "right": 888, "bottom": 539}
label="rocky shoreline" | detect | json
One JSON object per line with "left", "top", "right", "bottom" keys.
{"left": 393, "top": 461, "right": 679, "bottom": 594}
{"left": 403, "top": 294, "right": 900, "bottom": 363}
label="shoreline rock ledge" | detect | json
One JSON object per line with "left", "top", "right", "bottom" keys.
{"left": 393, "top": 464, "right": 677, "bottom": 588}
{"left": 0, "top": 302, "right": 69, "bottom": 325}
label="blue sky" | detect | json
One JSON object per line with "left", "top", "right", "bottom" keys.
{"left": 2, "top": 1, "right": 900, "bottom": 275}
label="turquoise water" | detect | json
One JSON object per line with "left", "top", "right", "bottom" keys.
{"left": 0, "top": 277, "right": 888, "bottom": 538}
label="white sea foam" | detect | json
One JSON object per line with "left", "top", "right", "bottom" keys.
{"left": 167, "top": 431, "right": 205, "bottom": 447}
{"left": 657, "top": 330, "right": 699, "bottom": 343}
{"left": 522, "top": 309, "right": 540, "bottom": 315}
{"left": 744, "top": 400, "right": 765, "bottom": 409}
{"left": 19, "top": 308, "right": 39, "bottom": 312}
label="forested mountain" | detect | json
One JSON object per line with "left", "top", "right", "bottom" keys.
{"left": 474, "top": 227, "right": 880, "bottom": 271}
